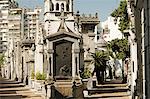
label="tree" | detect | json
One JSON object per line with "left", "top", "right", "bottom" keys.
{"left": 107, "top": 38, "right": 129, "bottom": 81}
{"left": 111, "top": 0, "right": 130, "bottom": 32}
{"left": 92, "top": 51, "right": 109, "bottom": 84}
{"left": 107, "top": 38, "right": 129, "bottom": 60}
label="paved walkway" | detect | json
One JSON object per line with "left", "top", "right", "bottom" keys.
{"left": 86, "top": 79, "right": 131, "bottom": 99}
{"left": 0, "top": 77, "right": 43, "bottom": 99}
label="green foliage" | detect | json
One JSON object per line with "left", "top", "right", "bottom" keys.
{"left": 92, "top": 51, "right": 109, "bottom": 70}
{"left": 81, "top": 68, "right": 91, "bottom": 79}
{"left": 31, "top": 70, "right": 35, "bottom": 79}
{"left": 0, "top": 53, "right": 5, "bottom": 68}
{"left": 107, "top": 38, "right": 129, "bottom": 60}
{"left": 111, "top": 0, "right": 127, "bottom": 17}
{"left": 111, "top": 0, "right": 129, "bottom": 32}
{"left": 36, "top": 72, "right": 46, "bottom": 80}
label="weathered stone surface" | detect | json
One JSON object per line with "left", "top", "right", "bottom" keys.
{"left": 53, "top": 40, "right": 72, "bottom": 77}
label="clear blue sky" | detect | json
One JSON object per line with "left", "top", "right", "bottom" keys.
{"left": 17, "top": 0, "right": 120, "bottom": 21}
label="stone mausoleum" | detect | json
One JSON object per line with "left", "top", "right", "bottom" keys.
{"left": 1, "top": 0, "right": 100, "bottom": 97}
{"left": 43, "top": 0, "right": 100, "bottom": 80}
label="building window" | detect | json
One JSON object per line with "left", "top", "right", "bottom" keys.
{"left": 88, "top": 25, "right": 94, "bottom": 33}
{"left": 52, "top": 3, "right": 54, "bottom": 11}
{"left": 97, "top": 36, "right": 99, "bottom": 40}
{"left": 61, "top": 3, "right": 64, "bottom": 11}
{"left": 50, "top": 3, "right": 54, "bottom": 11}
{"left": 56, "top": 3, "right": 59, "bottom": 11}
{"left": 66, "top": 4, "right": 69, "bottom": 11}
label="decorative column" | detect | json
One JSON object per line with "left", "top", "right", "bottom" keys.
{"left": 73, "top": 48, "right": 81, "bottom": 84}
{"left": 74, "top": 49, "right": 80, "bottom": 76}
{"left": 47, "top": 41, "right": 54, "bottom": 82}
{"left": 70, "top": 0, "right": 73, "bottom": 12}
{"left": 47, "top": 49, "right": 54, "bottom": 77}
{"left": 94, "top": 25, "right": 98, "bottom": 42}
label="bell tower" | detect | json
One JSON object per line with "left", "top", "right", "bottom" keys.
{"left": 44, "top": 0, "right": 75, "bottom": 36}
{"left": 44, "top": 0, "right": 73, "bottom": 13}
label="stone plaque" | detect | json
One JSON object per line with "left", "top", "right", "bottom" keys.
{"left": 53, "top": 40, "right": 72, "bottom": 78}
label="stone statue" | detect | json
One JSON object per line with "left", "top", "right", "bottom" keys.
{"left": 59, "top": 65, "right": 69, "bottom": 76}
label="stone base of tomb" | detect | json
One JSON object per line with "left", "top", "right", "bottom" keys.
{"left": 52, "top": 78, "right": 84, "bottom": 98}
{"left": 55, "top": 80, "right": 73, "bottom": 97}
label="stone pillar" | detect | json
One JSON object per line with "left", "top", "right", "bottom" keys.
{"left": 54, "top": 2, "right": 56, "bottom": 11}
{"left": 7, "top": 62, "right": 11, "bottom": 79}
{"left": 72, "top": 49, "right": 75, "bottom": 78}
{"left": 69, "top": 0, "right": 73, "bottom": 12}
{"left": 35, "top": 45, "right": 43, "bottom": 74}
{"left": 94, "top": 25, "right": 98, "bottom": 42}
{"left": 47, "top": 85, "right": 51, "bottom": 98}
{"left": 23, "top": 47, "right": 29, "bottom": 84}
{"left": 72, "top": 41, "right": 81, "bottom": 82}
{"left": 47, "top": 49, "right": 54, "bottom": 77}
{"left": 15, "top": 42, "right": 20, "bottom": 81}
{"left": 73, "top": 48, "right": 81, "bottom": 84}
{"left": 47, "top": 41, "right": 54, "bottom": 80}
{"left": 47, "top": 53, "right": 50, "bottom": 78}
{"left": 10, "top": 51, "right": 14, "bottom": 80}
{"left": 74, "top": 49, "right": 80, "bottom": 76}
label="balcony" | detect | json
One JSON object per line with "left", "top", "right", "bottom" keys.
{"left": 8, "top": 17, "right": 21, "bottom": 21}
{"left": 0, "top": 29, "right": 8, "bottom": 32}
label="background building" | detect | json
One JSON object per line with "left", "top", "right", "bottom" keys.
{"left": 6, "top": 8, "right": 23, "bottom": 80}
{"left": 24, "top": 7, "right": 42, "bottom": 38}
{"left": 0, "top": 0, "right": 18, "bottom": 53}
{"left": 128, "top": 0, "right": 149, "bottom": 98}
{"left": 1, "top": 6, "right": 42, "bottom": 81}
{"left": 101, "top": 16, "right": 124, "bottom": 42}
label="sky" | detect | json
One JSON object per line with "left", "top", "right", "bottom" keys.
{"left": 17, "top": 0, "right": 120, "bottom": 22}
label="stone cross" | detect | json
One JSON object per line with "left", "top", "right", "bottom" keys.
{"left": 59, "top": 10, "right": 68, "bottom": 29}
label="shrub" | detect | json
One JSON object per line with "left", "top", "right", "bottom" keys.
{"left": 81, "top": 68, "right": 92, "bottom": 79}
{"left": 31, "top": 71, "right": 35, "bottom": 79}
{"left": 41, "top": 73, "right": 46, "bottom": 80}
{"left": 36, "top": 72, "right": 46, "bottom": 80}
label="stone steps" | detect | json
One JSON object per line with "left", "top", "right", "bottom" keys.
{"left": 96, "top": 83, "right": 128, "bottom": 88}
{"left": 0, "top": 78, "right": 25, "bottom": 88}
{"left": 0, "top": 78, "right": 44, "bottom": 99}
{"left": 85, "top": 81, "right": 131, "bottom": 99}
{"left": 0, "top": 83, "right": 25, "bottom": 88}
{"left": 85, "top": 92, "right": 130, "bottom": 98}
{"left": 88, "top": 87, "right": 129, "bottom": 94}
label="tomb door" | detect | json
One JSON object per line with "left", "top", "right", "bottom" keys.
{"left": 53, "top": 40, "right": 72, "bottom": 78}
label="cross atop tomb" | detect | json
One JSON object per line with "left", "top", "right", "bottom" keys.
{"left": 59, "top": 9, "right": 68, "bottom": 30}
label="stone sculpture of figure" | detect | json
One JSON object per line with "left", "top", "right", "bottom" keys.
{"left": 59, "top": 65, "right": 69, "bottom": 76}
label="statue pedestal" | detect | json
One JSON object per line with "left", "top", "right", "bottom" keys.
{"left": 74, "top": 76, "right": 82, "bottom": 85}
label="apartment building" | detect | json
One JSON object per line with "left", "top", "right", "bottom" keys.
{"left": 4, "top": 7, "right": 42, "bottom": 80}
{"left": 24, "top": 7, "right": 42, "bottom": 38}
{"left": 0, "top": 0, "right": 18, "bottom": 53}
{"left": 101, "top": 16, "right": 124, "bottom": 42}
{"left": 8, "top": 8, "right": 23, "bottom": 42}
